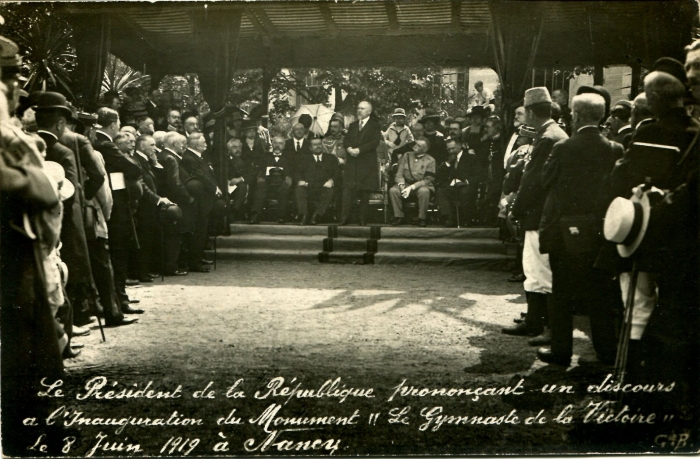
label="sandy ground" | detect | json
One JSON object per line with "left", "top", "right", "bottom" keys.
{"left": 56, "top": 260, "right": 634, "bottom": 456}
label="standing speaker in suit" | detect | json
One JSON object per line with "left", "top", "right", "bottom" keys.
{"left": 342, "top": 101, "right": 381, "bottom": 225}
{"left": 182, "top": 133, "right": 220, "bottom": 272}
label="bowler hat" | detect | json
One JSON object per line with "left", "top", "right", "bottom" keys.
{"left": 44, "top": 161, "right": 75, "bottom": 201}
{"left": 419, "top": 113, "right": 441, "bottom": 124}
{"left": 160, "top": 204, "right": 182, "bottom": 223}
{"left": 392, "top": 108, "right": 407, "bottom": 117}
{"left": 33, "top": 92, "right": 74, "bottom": 119}
{"left": 240, "top": 118, "right": 257, "bottom": 131}
{"left": 524, "top": 87, "right": 552, "bottom": 107}
{"left": 611, "top": 100, "right": 632, "bottom": 117}
{"left": 185, "top": 176, "right": 204, "bottom": 197}
{"left": 210, "top": 197, "right": 227, "bottom": 217}
{"left": 469, "top": 105, "right": 487, "bottom": 117}
{"left": 603, "top": 191, "right": 651, "bottom": 258}
{"left": 651, "top": 57, "right": 688, "bottom": 85}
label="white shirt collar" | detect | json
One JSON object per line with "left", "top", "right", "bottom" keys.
{"left": 165, "top": 148, "right": 182, "bottom": 160}
{"left": 189, "top": 148, "right": 203, "bottom": 158}
{"left": 97, "top": 130, "right": 113, "bottom": 142}
{"left": 456, "top": 150, "right": 463, "bottom": 162}
{"left": 136, "top": 150, "right": 149, "bottom": 161}
{"left": 577, "top": 124, "right": 600, "bottom": 133}
{"left": 37, "top": 130, "right": 58, "bottom": 140}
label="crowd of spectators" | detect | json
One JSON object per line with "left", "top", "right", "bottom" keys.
{"left": 1, "top": 25, "right": 698, "bottom": 453}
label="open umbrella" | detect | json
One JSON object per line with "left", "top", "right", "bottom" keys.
{"left": 290, "top": 104, "right": 335, "bottom": 137}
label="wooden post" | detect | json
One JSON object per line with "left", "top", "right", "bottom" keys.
{"left": 262, "top": 64, "right": 272, "bottom": 128}
{"left": 630, "top": 63, "right": 641, "bottom": 99}
{"left": 594, "top": 65, "right": 605, "bottom": 86}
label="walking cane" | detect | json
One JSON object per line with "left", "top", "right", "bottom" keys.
{"left": 95, "top": 313, "right": 106, "bottom": 342}
{"left": 614, "top": 261, "right": 639, "bottom": 386}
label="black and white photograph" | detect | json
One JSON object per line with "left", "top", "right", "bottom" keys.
{"left": 0, "top": 0, "right": 698, "bottom": 456}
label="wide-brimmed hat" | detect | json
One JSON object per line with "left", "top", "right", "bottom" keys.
{"left": 33, "top": 92, "right": 74, "bottom": 119}
{"left": 524, "top": 87, "right": 552, "bottom": 107}
{"left": 603, "top": 191, "right": 651, "bottom": 258}
{"left": 160, "top": 204, "right": 182, "bottom": 223}
{"left": 392, "top": 108, "right": 406, "bottom": 117}
{"left": 44, "top": 161, "right": 75, "bottom": 201}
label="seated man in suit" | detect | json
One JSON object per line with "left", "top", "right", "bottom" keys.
{"left": 435, "top": 137, "right": 481, "bottom": 227}
{"left": 227, "top": 138, "right": 255, "bottom": 221}
{"left": 250, "top": 136, "right": 294, "bottom": 224}
{"left": 296, "top": 136, "right": 340, "bottom": 225}
{"left": 388, "top": 139, "right": 436, "bottom": 227}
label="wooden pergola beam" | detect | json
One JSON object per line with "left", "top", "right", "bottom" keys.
{"left": 244, "top": 8, "right": 273, "bottom": 45}
{"left": 451, "top": 0, "right": 462, "bottom": 31}
{"left": 246, "top": 7, "right": 278, "bottom": 37}
{"left": 385, "top": 1, "right": 400, "bottom": 30}
{"left": 319, "top": 4, "right": 339, "bottom": 35}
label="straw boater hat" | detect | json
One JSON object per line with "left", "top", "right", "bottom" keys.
{"left": 43, "top": 161, "right": 75, "bottom": 202}
{"left": 392, "top": 108, "right": 406, "bottom": 117}
{"left": 603, "top": 191, "right": 651, "bottom": 258}
{"left": 523, "top": 87, "right": 552, "bottom": 107}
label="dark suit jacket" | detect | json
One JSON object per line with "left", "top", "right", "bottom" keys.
{"left": 182, "top": 148, "right": 218, "bottom": 217}
{"left": 157, "top": 148, "right": 195, "bottom": 232}
{"left": 539, "top": 126, "right": 622, "bottom": 255}
{"left": 612, "top": 108, "right": 698, "bottom": 196}
{"left": 39, "top": 131, "right": 94, "bottom": 284}
{"left": 258, "top": 152, "right": 296, "bottom": 185}
{"left": 284, "top": 137, "right": 311, "bottom": 156}
{"left": 60, "top": 130, "right": 104, "bottom": 200}
{"left": 133, "top": 151, "right": 162, "bottom": 216}
{"left": 228, "top": 154, "right": 257, "bottom": 184}
{"left": 182, "top": 149, "right": 218, "bottom": 197}
{"left": 511, "top": 121, "right": 568, "bottom": 231}
{"left": 296, "top": 152, "right": 340, "bottom": 187}
{"left": 448, "top": 150, "right": 483, "bottom": 185}
{"left": 343, "top": 116, "right": 381, "bottom": 190}
{"left": 93, "top": 131, "right": 142, "bottom": 180}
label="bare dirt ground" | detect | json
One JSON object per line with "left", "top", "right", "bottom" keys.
{"left": 57, "top": 260, "right": 629, "bottom": 456}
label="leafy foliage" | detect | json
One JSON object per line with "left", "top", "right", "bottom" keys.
{"left": 101, "top": 54, "right": 149, "bottom": 95}
{"left": 0, "top": 3, "right": 77, "bottom": 97}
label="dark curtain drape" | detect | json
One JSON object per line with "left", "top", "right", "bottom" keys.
{"left": 192, "top": 9, "right": 242, "bottom": 219}
{"left": 72, "top": 13, "right": 111, "bottom": 110}
{"left": 488, "top": 0, "right": 544, "bottom": 129}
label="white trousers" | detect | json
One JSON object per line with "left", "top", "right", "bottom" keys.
{"left": 522, "top": 230, "right": 552, "bottom": 294}
{"left": 619, "top": 271, "right": 658, "bottom": 340}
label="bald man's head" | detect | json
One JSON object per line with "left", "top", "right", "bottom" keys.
{"left": 644, "top": 71, "right": 686, "bottom": 116}
{"left": 631, "top": 93, "right": 654, "bottom": 128}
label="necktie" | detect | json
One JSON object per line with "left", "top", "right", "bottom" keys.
{"left": 393, "top": 129, "right": 402, "bottom": 146}
{"left": 359, "top": 119, "right": 364, "bottom": 131}
{"left": 296, "top": 140, "right": 301, "bottom": 152}
{"left": 315, "top": 155, "right": 322, "bottom": 163}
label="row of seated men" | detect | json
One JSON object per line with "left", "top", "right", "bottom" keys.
{"left": 223, "top": 124, "right": 506, "bottom": 228}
